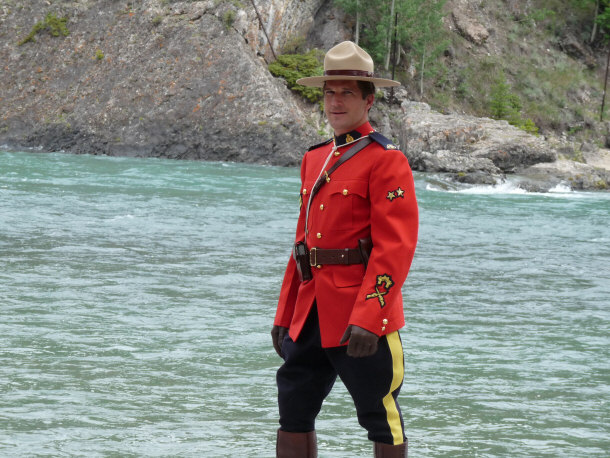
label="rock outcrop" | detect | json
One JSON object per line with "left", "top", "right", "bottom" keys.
{"left": 245, "top": 0, "right": 326, "bottom": 58}
{"left": 371, "top": 99, "right": 609, "bottom": 191}
{"left": 452, "top": 10, "right": 489, "bottom": 45}
{"left": 0, "top": 0, "right": 321, "bottom": 166}
{"left": 1, "top": 0, "right": 608, "bottom": 191}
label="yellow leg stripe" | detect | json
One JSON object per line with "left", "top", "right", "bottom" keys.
{"left": 382, "top": 331, "right": 404, "bottom": 445}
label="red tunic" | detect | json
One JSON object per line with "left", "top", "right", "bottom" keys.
{"left": 274, "top": 122, "right": 419, "bottom": 348}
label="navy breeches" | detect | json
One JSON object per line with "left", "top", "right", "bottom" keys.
{"left": 276, "top": 305, "right": 406, "bottom": 445}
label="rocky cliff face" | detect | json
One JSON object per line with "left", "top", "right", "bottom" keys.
{"left": 245, "top": 0, "right": 325, "bottom": 58}
{"left": 391, "top": 102, "right": 609, "bottom": 191}
{"left": 0, "top": 0, "right": 322, "bottom": 165}
{"left": 1, "top": 0, "right": 608, "bottom": 190}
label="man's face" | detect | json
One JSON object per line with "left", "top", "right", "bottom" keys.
{"left": 323, "top": 80, "right": 374, "bottom": 136}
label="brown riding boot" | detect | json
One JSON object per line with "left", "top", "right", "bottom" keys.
{"left": 373, "top": 438, "right": 408, "bottom": 457}
{"left": 276, "top": 429, "right": 317, "bottom": 458}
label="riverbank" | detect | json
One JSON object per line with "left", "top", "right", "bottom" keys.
{"left": 1, "top": 0, "right": 608, "bottom": 191}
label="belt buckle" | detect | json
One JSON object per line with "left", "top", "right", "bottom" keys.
{"left": 309, "top": 247, "right": 317, "bottom": 267}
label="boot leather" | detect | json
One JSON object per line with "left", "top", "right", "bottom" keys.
{"left": 276, "top": 429, "right": 317, "bottom": 458}
{"left": 374, "top": 438, "right": 408, "bottom": 457}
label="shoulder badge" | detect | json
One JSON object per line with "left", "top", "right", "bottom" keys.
{"left": 307, "top": 138, "right": 333, "bottom": 152}
{"left": 369, "top": 131, "right": 399, "bottom": 150}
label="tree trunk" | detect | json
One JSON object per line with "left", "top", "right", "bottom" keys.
{"left": 384, "top": 0, "right": 396, "bottom": 71}
{"left": 591, "top": 0, "right": 600, "bottom": 44}
{"left": 420, "top": 47, "right": 426, "bottom": 98}
{"left": 601, "top": 43, "right": 610, "bottom": 121}
{"left": 355, "top": 4, "right": 360, "bottom": 45}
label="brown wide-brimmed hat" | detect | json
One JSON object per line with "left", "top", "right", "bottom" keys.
{"left": 296, "top": 41, "right": 400, "bottom": 88}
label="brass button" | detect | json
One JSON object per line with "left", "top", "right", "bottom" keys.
{"left": 381, "top": 326, "right": 386, "bottom": 331}
{"left": 382, "top": 319, "right": 388, "bottom": 325}
{"left": 302, "top": 188, "right": 307, "bottom": 195}
{"left": 316, "top": 264, "right": 322, "bottom": 269}
{"left": 334, "top": 151, "right": 340, "bottom": 156}
{"left": 320, "top": 204, "right": 324, "bottom": 210}
{"left": 326, "top": 176, "right": 331, "bottom": 183}
{"left": 342, "top": 189, "right": 348, "bottom": 195}
{"left": 316, "top": 233, "right": 322, "bottom": 239}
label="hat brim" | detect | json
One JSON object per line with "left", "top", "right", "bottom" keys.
{"left": 296, "top": 75, "right": 400, "bottom": 88}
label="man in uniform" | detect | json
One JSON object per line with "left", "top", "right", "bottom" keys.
{"left": 271, "top": 41, "right": 419, "bottom": 458}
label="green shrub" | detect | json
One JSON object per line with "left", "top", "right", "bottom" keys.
{"left": 489, "top": 73, "right": 539, "bottom": 135}
{"left": 281, "top": 35, "right": 307, "bottom": 54}
{"left": 268, "top": 50, "right": 324, "bottom": 105}
{"left": 223, "top": 10, "right": 235, "bottom": 29}
{"left": 489, "top": 73, "right": 521, "bottom": 120}
{"left": 95, "top": 49, "right": 105, "bottom": 60}
{"left": 18, "top": 13, "right": 69, "bottom": 46}
{"left": 520, "top": 118, "right": 539, "bottom": 136}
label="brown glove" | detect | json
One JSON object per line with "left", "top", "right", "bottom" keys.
{"left": 340, "top": 325, "right": 379, "bottom": 358}
{"left": 271, "top": 325, "right": 289, "bottom": 358}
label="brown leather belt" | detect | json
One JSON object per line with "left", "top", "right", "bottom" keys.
{"left": 309, "top": 247, "right": 364, "bottom": 267}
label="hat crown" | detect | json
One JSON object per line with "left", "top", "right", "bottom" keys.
{"left": 295, "top": 40, "right": 400, "bottom": 88}
{"left": 324, "top": 41, "right": 374, "bottom": 73}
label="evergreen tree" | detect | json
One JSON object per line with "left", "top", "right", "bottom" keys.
{"left": 396, "top": 0, "right": 447, "bottom": 97}
{"left": 334, "top": 0, "right": 361, "bottom": 44}
{"left": 596, "top": 0, "right": 610, "bottom": 34}
{"left": 571, "top": 0, "right": 610, "bottom": 42}
{"left": 489, "top": 73, "right": 538, "bottom": 135}
{"left": 489, "top": 73, "right": 522, "bottom": 125}
{"left": 333, "top": 0, "right": 447, "bottom": 97}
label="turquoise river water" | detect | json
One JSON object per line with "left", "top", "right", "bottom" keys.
{"left": 0, "top": 151, "right": 608, "bottom": 457}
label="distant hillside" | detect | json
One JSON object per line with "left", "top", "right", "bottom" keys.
{"left": 316, "top": 0, "right": 609, "bottom": 158}
{"left": 430, "top": 0, "right": 606, "bottom": 148}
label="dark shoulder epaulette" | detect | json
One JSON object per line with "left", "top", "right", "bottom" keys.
{"left": 307, "top": 138, "right": 333, "bottom": 151}
{"left": 369, "top": 131, "right": 399, "bottom": 150}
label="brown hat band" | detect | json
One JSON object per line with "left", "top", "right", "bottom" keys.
{"left": 324, "top": 70, "right": 374, "bottom": 77}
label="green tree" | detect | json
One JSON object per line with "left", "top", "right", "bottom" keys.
{"left": 596, "top": 0, "right": 610, "bottom": 34}
{"left": 334, "top": 0, "right": 390, "bottom": 63}
{"left": 334, "top": 0, "right": 362, "bottom": 44}
{"left": 396, "top": 0, "right": 447, "bottom": 97}
{"left": 333, "top": 0, "right": 447, "bottom": 98}
{"left": 489, "top": 73, "right": 538, "bottom": 135}
{"left": 490, "top": 73, "right": 521, "bottom": 122}
{"left": 569, "top": 0, "right": 610, "bottom": 42}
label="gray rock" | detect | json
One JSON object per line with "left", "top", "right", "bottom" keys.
{"left": 452, "top": 10, "right": 489, "bottom": 45}
{"left": 520, "top": 160, "right": 610, "bottom": 191}
{"left": 395, "top": 102, "right": 555, "bottom": 174}
{"left": 451, "top": 171, "right": 500, "bottom": 186}
{"left": 307, "top": 2, "right": 353, "bottom": 50}
{"left": 473, "top": 142, "right": 556, "bottom": 172}
{"left": 560, "top": 32, "right": 596, "bottom": 69}
{"left": 0, "top": 0, "right": 319, "bottom": 166}
{"left": 415, "top": 150, "right": 500, "bottom": 174}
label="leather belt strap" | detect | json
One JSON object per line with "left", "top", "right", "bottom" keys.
{"left": 309, "top": 247, "right": 364, "bottom": 267}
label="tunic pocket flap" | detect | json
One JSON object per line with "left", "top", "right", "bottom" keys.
{"left": 326, "top": 180, "right": 368, "bottom": 198}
